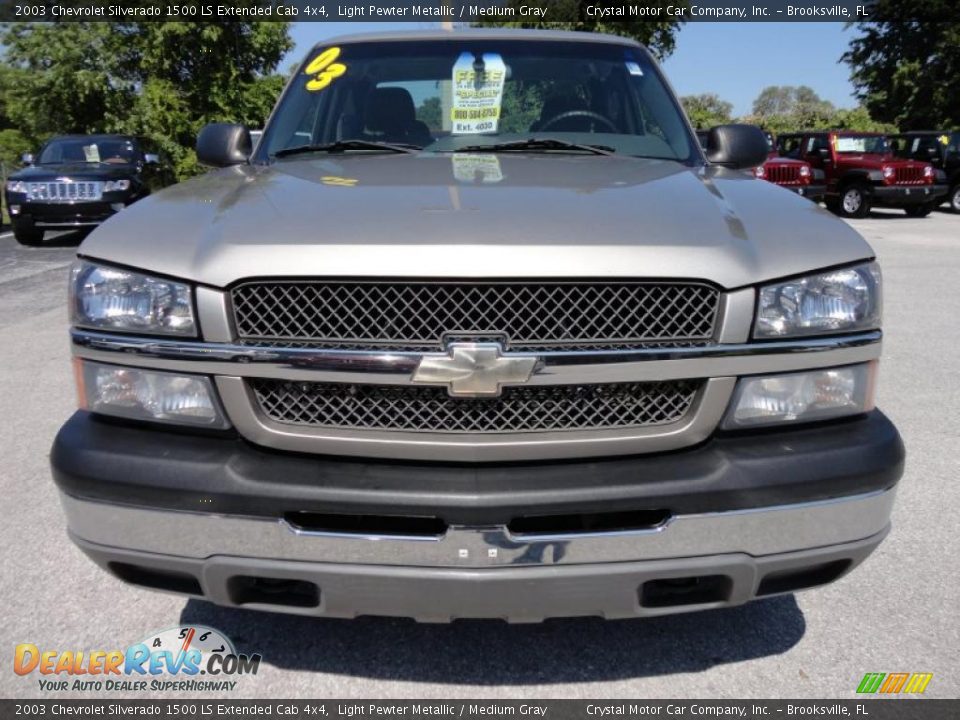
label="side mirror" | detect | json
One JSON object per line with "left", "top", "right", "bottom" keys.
{"left": 143, "top": 153, "right": 160, "bottom": 165}
{"left": 704, "top": 124, "right": 769, "bottom": 169}
{"left": 196, "top": 123, "right": 251, "bottom": 167}
{"left": 20, "top": 152, "right": 34, "bottom": 165}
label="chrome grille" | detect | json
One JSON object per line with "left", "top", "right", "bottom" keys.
{"left": 26, "top": 181, "right": 103, "bottom": 202}
{"left": 894, "top": 167, "right": 925, "bottom": 185}
{"left": 231, "top": 281, "right": 720, "bottom": 351}
{"left": 251, "top": 379, "right": 701, "bottom": 433}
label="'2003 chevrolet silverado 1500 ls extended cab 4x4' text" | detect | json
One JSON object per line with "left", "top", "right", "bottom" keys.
{"left": 52, "top": 30, "right": 904, "bottom": 622}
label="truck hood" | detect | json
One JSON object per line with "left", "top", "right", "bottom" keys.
{"left": 79, "top": 153, "right": 875, "bottom": 290}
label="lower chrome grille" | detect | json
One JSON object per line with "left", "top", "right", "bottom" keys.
{"left": 251, "top": 379, "right": 701, "bottom": 434}
{"left": 26, "top": 181, "right": 103, "bottom": 202}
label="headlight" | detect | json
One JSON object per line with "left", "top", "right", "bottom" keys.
{"left": 754, "top": 262, "right": 881, "bottom": 338}
{"left": 722, "top": 363, "right": 875, "bottom": 429}
{"left": 6, "top": 180, "right": 26, "bottom": 193}
{"left": 70, "top": 260, "right": 196, "bottom": 336}
{"left": 754, "top": 165, "right": 765, "bottom": 179}
{"left": 103, "top": 179, "right": 131, "bottom": 192}
{"left": 77, "top": 360, "right": 229, "bottom": 429}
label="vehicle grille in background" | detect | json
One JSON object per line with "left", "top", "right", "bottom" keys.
{"left": 26, "top": 181, "right": 103, "bottom": 202}
{"left": 894, "top": 167, "right": 925, "bottom": 185}
{"left": 251, "top": 379, "right": 701, "bottom": 433}
{"left": 766, "top": 165, "right": 801, "bottom": 185}
{"left": 231, "top": 281, "right": 720, "bottom": 351}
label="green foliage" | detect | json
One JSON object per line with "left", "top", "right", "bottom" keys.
{"left": 416, "top": 97, "right": 442, "bottom": 130}
{"left": 742, "top": 85, "right": 893, "bottom": 135}
{"left": 472, "top": 1, "right": 687, "bottom": 59}
{"left": 500, "top": 82, "right": 547, "bottom": 133}
{"left": 0, "top": 128, "right": 32, "bottom": 174}
{"left": 843, "top": 6, "right": 960, "bottom": 129}
{"left": 681, "top": 93, "right": 733, "bottom": 129}
{"left": 829, "top": 106, "right": 898, "bottom": 133}
{"left": 0, "top": 21, "right": 293, "bottom": 180}
{"left": 751, "top": 85, "right": 835, "bottom": 128}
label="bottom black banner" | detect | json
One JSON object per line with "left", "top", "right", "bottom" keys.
{"left": 2, "top": 700, "right": 958, "bottom": 720}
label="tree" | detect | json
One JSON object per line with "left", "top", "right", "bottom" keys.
{"left": 843, "top": 5, "right": 960, "bottom": 129}
{"left": 0, "top": 22, "right": 292, "bottom": 178}
{"left": 752, "top": 85, "right": 834, "bottom": 122}
{"left": 747, "top": 85, "right": 837, "bottom": 134}
{"left": 416, "top": 97, "right": 442, "bottom": 130}
{"left": 473, "top": 1, "right": 688, "bottom": 59}
{"left": 680, "top": 93, "right": 733, "bottom": 129}
{"left": 1, "top": 23, "right": 133, "bottom": 138}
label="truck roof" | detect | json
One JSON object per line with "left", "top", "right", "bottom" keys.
{"left": 312, "top": 28, "right": 644, "bottom": 51}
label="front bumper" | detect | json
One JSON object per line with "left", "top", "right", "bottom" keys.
{"left": 53, "top": 410, "right": 903, "bottom": 621}
{"left": 782, "top": 184, "right": 826, "bottom": 201}
{"left": 871, "top": 183, "right": 948, "bottom": 206}
{"left": 8, "top": 200, "right": 117, "bottom": 228}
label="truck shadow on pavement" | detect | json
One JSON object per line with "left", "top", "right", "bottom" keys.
{"left": 180, "top": 595, "right": 804, "bottom": 684}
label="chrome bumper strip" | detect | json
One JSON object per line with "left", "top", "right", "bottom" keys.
{"left": 60, "top": 488, "right": 896, "bottom": 569}
{"left": 71, "top": 329, "right": 882, "bottom": 385}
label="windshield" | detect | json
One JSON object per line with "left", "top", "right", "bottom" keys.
{"left": 259, "top": 39, "right": 696, "bottom": 162}
{"left": 834, "top": 135, "right": 890, "bottom": 155}
{"left": 38, "top": 137, "right": 139, "bottom": 165}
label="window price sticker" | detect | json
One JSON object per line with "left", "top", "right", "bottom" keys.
{"left": 451, "top": 52, "right": 506, "bottom": 135}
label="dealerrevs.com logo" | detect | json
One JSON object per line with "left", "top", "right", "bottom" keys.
{"left": 856, "top": 672, "right": 934, "bottom": 694}
{"left": 14, "top": 625, "right": 261, "bottom": 693}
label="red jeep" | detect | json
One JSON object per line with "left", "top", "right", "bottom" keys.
{"left": 776, "top": 131, "right": 948, "bottom": 218}
{"left": 754, "top": 132, "right": 825, "bottom": 201}
{"left": 696, "top": 129, "right": 824, "bottom": 200}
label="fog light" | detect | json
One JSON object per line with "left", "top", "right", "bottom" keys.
{"left": 110, "top": 203, "right": 125, "bottom": 212}
{"left": 78, "top": 361, "right": 230, "bottom": 429}
{"left": 722, "top": 363, "right": 875, "bottom": 429}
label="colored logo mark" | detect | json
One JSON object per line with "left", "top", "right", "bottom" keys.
{"left": 857, "top": 672, "right": 933, "bottom": 694}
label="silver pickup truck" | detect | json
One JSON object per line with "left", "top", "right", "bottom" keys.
{"left": 53, "top": 30, "right": 903, "bottom": 622}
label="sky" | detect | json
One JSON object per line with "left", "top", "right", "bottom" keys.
{"left": 286, "top": 21, "right": 860, "bottom": 117}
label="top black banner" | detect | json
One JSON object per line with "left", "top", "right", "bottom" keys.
{"left": 0, "top": 0, "right": 956, "bottom": 23}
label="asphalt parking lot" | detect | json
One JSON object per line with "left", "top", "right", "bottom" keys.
{"left": 1, "top": 209, "right": 958, "bottom": 700}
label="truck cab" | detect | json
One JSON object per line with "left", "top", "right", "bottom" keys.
{"left": 777, "top": 131, "right": 947, "bottom": 218}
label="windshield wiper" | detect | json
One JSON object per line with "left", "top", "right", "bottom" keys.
{"left": 456, "top": 138, "right": 617, "bottom": 156}
{"left": 273, "top": 140, "right": 420, "bottom": 158}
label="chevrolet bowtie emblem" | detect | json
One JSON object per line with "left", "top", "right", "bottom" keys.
{"left": 412, "top": 343, "right": 539, "bottom": 397}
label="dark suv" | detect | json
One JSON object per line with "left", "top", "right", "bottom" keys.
{"left": 890, "top": 130, "right": 960, "bottom": 212}
{"left": 777, "top": 131, "right": 947, "bottom": 218}
{"left": 4, "top": 134, "right": 174, "bottom": 246}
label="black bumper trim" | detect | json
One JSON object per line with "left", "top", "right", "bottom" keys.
{"left": 871, "top": 184, "right": 948, "bottom": 205}
{"left": 50, "top": 410, "right": 904, "bottom": 525}
{"left": 785, "top": 184, "right": 826, "bottom": 200}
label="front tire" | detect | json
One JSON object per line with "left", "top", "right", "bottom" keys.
{"left": 905, "top": 204, "right": 934, "bottom": 218}
{"left": 838, "top": 184, "right": 871, "bottom": 218}
{"left": 950, "top": 184, "right": 960, "bottom": 213}
{"left": 13, "top": 225, "right": 44, "bottom": 246}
